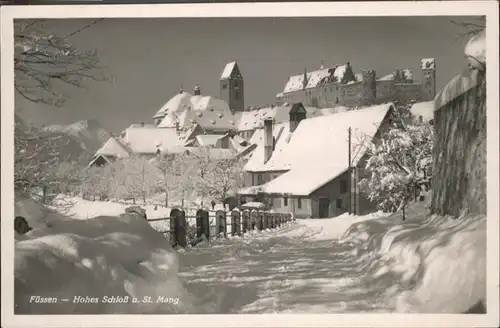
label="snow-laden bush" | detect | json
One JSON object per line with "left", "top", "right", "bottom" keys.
{"left": 359, "top": 123, "right": 433, "bottom": 215}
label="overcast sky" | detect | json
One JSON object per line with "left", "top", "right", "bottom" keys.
{"left": 16, "top": 16, "right": 477, "bottom": 133}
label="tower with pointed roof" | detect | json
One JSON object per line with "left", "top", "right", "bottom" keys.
{"left": 220, "top": 61, "right": 244, "bottom": 112}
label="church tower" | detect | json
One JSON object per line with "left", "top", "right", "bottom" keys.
{"left": 220, "top": 61, "right": 244, "bottom": 112}
{"left": 421, "top": 58, "right": 436, "bottom": 101}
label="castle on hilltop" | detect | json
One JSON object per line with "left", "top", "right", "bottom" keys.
{"left": 276, "top": 58, "right": 436, "bottom": 108}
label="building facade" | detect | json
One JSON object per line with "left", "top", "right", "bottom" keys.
{"left": 276, "top": 58, "right": 437, "bottom": 109}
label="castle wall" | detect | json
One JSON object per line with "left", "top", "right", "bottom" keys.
{"left": 375, "top": 80, "right": 396, "bottom": 104}
{"left": 394, "top": 83, "right": 423, "bottom": 103}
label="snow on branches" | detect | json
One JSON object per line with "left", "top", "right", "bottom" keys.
{"left": 359, "top": 122, "right": 433, "bottom": 213}
{"left": 14, "top": 19, "right": 109, "bottom": 106}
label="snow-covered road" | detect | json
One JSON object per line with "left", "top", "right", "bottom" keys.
{"left": 177, "top": 214, "right": 396, "bottom": 313}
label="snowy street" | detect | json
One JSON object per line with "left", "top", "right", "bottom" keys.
{"left": 177, "top": 220, "right": 393, "bottom": 313}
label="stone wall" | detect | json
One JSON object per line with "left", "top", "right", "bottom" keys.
{"left": 431, "top": 68, "right": 486, "bottom": 217}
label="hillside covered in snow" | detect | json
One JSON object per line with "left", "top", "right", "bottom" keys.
{"left": 42, "top": 119, "right": 112, "bottom": 155}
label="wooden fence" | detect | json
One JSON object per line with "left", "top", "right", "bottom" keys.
{"left": 147, "top": 209, "right": 294, "bottom": 248}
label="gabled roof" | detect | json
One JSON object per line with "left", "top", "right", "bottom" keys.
{"left": 289, "top": 102, "right": 307, "bottom": 115}
{"left": 220, "top": 61, "right": 243, "bottom": 80}
{"left": 154, "top": 93, "right": 230, "bottom": 121}
{"left": 95, "top": 136, "right": 131, "bottom": 158}
{"left": 158, "top": 107, "right": 236, "bottom": 130}
{"left": 244, "top": 103, "right": 394, "bottom": 173}
{"left": 240, "top": 103, "right": 395, "bottom": 196}
{"left": 234, "top": 104, "right": 322, "bottom": 132}
{"left": 121, "top": 126, "right": 184, "bottom": 154}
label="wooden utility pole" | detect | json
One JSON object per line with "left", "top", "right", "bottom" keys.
{"left": 348, "top": 127, "right": 352, "bottom": 215}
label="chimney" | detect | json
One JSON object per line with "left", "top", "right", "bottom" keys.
{"left": 264, "top": 118, "right": 273, "bottom": 163}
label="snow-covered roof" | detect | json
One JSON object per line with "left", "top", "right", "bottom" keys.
{"left": 240, "top": 103, "right": 394, "bottom": 195}
{"left": 153, "top": 92, "right": 230, "bottom": 120}
{"left": 421, "top": 58, "right": 436, "bottom": 70}
{"left": 239, "top": 164, "right": 348, "bottom": 196}
{"left": 234, "top": 105, "right": 321, "bottom": 132}
{"left": 378, "top": 73, "right": 395, "bottom": 81}
{"left": 282, "top": 64, "right": 350, "bottom": 94}
{"left": 244, "top": 122, "right": 291, "bottom": 172}
{"left": 192, "top": 96, "right": 230, "bottom": 112}
{"left": 95, "top": 137, "right": 131, "bottom": 158}
{"left": 153, "top": 92, "right": 198, "bottom": 118}
{"left": 220, "top": 61, "right": 237, "bottom": 80}
{"left": 409, "top": 101, "right": 435, "bottom": 122}
{"left": 121, "top": 126, "right": 184, "bottom": 154}
{"left": 244, "top": 103, "right": 394, "bottom": 173}
{"left": 158, "top": 107, "right": 236, "bottom": 130}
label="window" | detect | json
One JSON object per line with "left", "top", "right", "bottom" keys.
{"left": 257, "top": 174, "right": 263, "bottom": 185}
{"left": 283, "top": 197, "right": 288, "bottom": 207}
{"left": 330, "top": 87, "right": 333, "bottom": 92}
{"left": 235, "top": 90, "right": 240, "bottom": 100}
{"left": 336, "top": 198, "right": 343, "bottom": 209}
{"left": 335, "top": 97, "right": 339, "bottom": 104}
{"left": 297, "top": 197, "right": 302, "bottom": 209}
{"left": 340, "top": 179, "right": 348, "bottom": 193}
{"left": 222, "top": 83, "right": 228, "bottom": 89}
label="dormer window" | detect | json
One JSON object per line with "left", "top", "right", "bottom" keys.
{"left": 197, "top": 112, "right": 203, "bottom": 117}
{"left": 218, "top": 113, "right": 223, "bottom": 118}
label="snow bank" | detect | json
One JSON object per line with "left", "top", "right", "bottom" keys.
{"left": 338, "top": 210, "right": 486, "bottom": 313}
{"left": 15, "top": 196, "right": 193, "bottom": 314}
{"left": 281, "top": 211, "right": 390, "bottom": 241}
{"left": 283, "top": 203, "right": 486, "bottom": 313}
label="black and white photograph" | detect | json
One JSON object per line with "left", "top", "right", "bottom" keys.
{"left": 1, "top": 2, "right": 499, "bottom": 327}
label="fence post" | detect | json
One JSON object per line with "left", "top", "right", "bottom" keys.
{"left": 216, "top": 210, "right": 227, "bottom": 238}
{"left": 251, "top": 210, "right": 258, "bottom": 231}
{"left": 177, "top": 210, "right": 187, "bottom": 247}
{"left": 258, "top": 211, "right": 264, "bottom": 231}
{"left": 242, "top": 210, "right": 250, "bottom": 234}
{"left": 169, "top": 208, "right": 187, "bottom": 247}
{"left": 169, "top": 209, "right": 178, "bottom": 246}
{"left": 263, "top": 211, "right": 269, "bottom": 230}
{"left": 231, "top": 210, "right": 241, "bottom": 236}
{"left": 277, "top": 213, "right": 282, "bottom": 227}
{"left": 196, "top": 209, "right": 210, "bottom": 241}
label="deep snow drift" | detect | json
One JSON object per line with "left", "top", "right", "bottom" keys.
{"left": 14, "top": 193, "right": 192, "bottom": 314}
{"left": 176, "top": 203, "right": 486, "bottom": 314}
{"left": 14, "top": 194, "right": 486, "bottom": 314}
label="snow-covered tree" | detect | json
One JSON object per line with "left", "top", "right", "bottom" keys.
{"left": 192, "top": 150, "right": 245, "bottom": 204}
{"left": 359, "top": 122, "right": 433, "bottom": 219}
{"left": 79, "top": 166, "right": 111, "bottom": 201}
{"left": 14, "top": 19, "right": 108, "bottom": 196}
{"left": 15, "top": 19, "right": 109, "bottom": 106}
{"left": 110, "top": 156, "right": 160, "bottom": 204}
